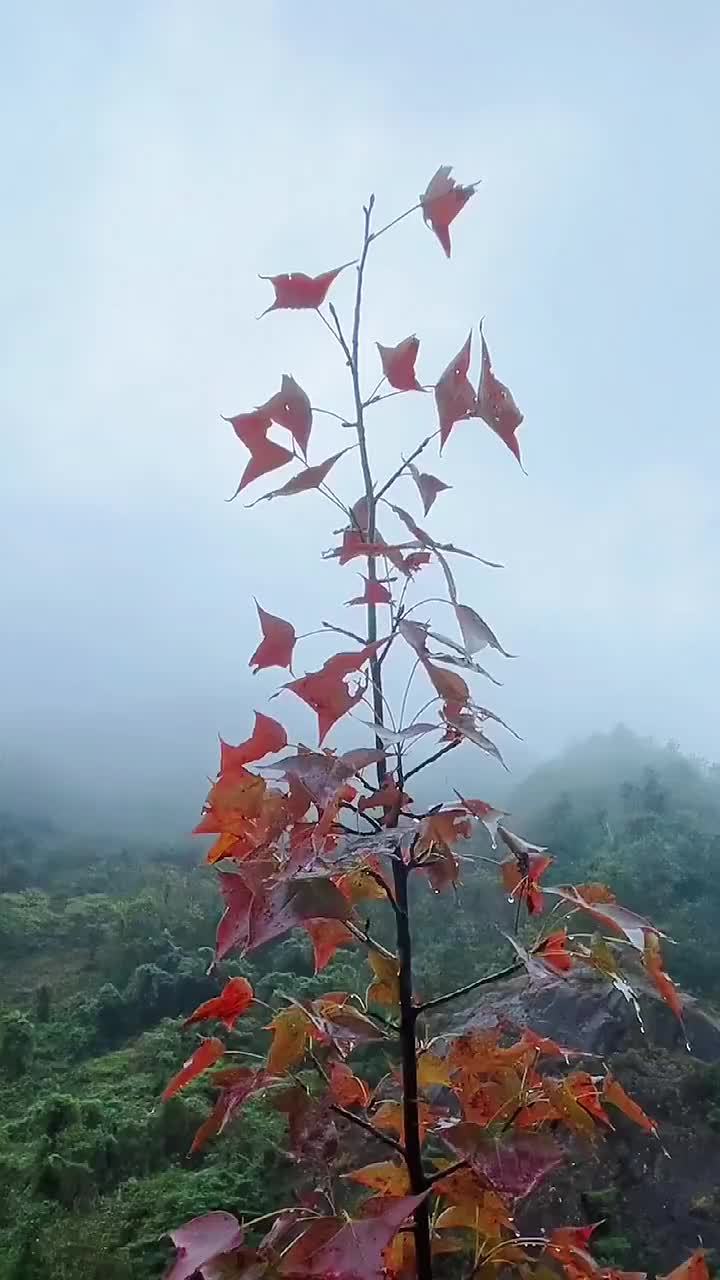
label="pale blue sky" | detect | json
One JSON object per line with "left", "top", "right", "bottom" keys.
{"left": 2, "top": 2, "right": 719, "bottom": 830}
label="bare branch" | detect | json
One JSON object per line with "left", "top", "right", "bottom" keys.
{"left": 375, "top": 433, "right": 440, "bottom": 503}
{"left": 330, "top": 1104, "right": 406, "bottom": 1156}
{"left": 403, "top": 740, "right": 460, "bottom": 784}
{"left": 416, "top": 961, "right": 523, "bottom": 1014}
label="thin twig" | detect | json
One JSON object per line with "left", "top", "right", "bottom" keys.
{"left": 403, "top": 740, "right": 460, "bottom": 784}
{"left": 330, "top": 1104, "right": 406, "bottom": 1155}
{"left": 416, "top": 961, "right": 523, "bottom": 1014}
{"left": 426, "top": 1157, "right": 468, "bottom": 1186}
{"left": 345, "top": 919, "right": 396, "bottom": 962}
{"left": 375, "top": 433, "right": 440, "bottom": 502}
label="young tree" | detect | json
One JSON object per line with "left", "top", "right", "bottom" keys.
{"left": 162, "top": 169, "right": 697, "bottom": 1280}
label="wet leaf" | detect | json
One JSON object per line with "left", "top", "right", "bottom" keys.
{"left": 162, "top": 1038, "right": 225, "bottom": 1101}
{"left": 183, "top": 978, "right": 254, "bottom": 1032}
{"left": 166, "top": 1212, "right": 244, "bottom": 1280}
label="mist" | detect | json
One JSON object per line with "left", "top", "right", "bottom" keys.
{"left": 2, "top": 2, "right": 719, "bottom": 839}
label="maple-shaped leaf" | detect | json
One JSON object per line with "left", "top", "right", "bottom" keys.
{"left": 225, "top": 409, "right": 294, "bottom": 497}
{"left": 165, "top": 1211, "right": 244, "bottom": 1280}
{"left": 278, "top": 1193, "right": 429, "bottom": 1279}
{"left": 454, "top": 603, "right": 515, "bottom": 658}
{"left": 328, "top": 1060, "right": 370, "bottom": 1109}
{"left": 366, "top": 951, "right": 400, "bottom": 1007}
{"left": 376, "top": 335, "right": 424, "bottom": 392}
{"left": 259, "top": 373, "right": 312, "bottom": 456}
{"left": 603, "top": 1074, "right": 658, "bottom": 1135}
{"left": 545, "top": 886, "right": 664, "bottom": 951}
{"left": 247, "top": 449, "right": 349, "bottom": 506}
{"left": 162, "top": 1038, "right": 225, "bottom": 1101}
{"left": 259, "top": 264, "right": 351, "bottom": 314}
{"left": 203, "top": 767, "right": 266, "bottom": 826}
{"left": 421, "top": 165, "right": 477, "bottom": 258}
{"left": 345, "top": 1160, "right": 410, "bottom": 1196}
{"left": 283, "top": 643, "right": 381, "bottom": 744}
{"left": 536, "top": 929, "right": 574, "bottom": 975}
{"left": 546, "top": 1223, "right": 602, "bottom": 1280}
{"left": 247, "top": 876, "right": 352, "bottom": 953}
{"left": 660, "top": 1250, "right": 709, "bottom": 1280}
{"left": 183, "top": 978, "right": 254, "bottom": 1032}
{"left": 435, "top": 333, "right": 477, "bottom": 448}
{"left": 407, "top": 461, "right": 451, "bottom": 516}
{"left": 499, "top": 827, "right": 554, "bottom": 916}
{"left": 189, "top": 1067, "right": 276, "bottom": 1155}
{"left": 306, "top": 918, "right": 354, "bottom": 972}
{"left": 219, "top": 712, "right": 287, "bottom": 771}
{"left": 215, "top": 871, "right": 255, "bottom": 962}
{"left": 346, "top": 575, "right": 394, "bottom": 606}
{"left": 417, "top": 1050, "right": 452, "bottom": 1090}
{"left": 358, "top": 776, "right": 412, "bottom": 817}
{"left": 442, "top": 706, "right": 508, "bottom": 770}
{"left": 643, "top": 931, "right": 687, "bottom": 1043}
{"left": 266, "top": 1006, "right": 319, "bottom": 1074}
{"left": 454, "top": 793, "right": 509, "bottom": 848}
{"left": 250, "top": 603, "right": 296, "bottom": 674}
{"left": 405, "top": 551, "right": 432, "bottom": 575}
{"left": 477, "top": 327, "right": 525, "bottom": 468}
{"left": 441, "top": 1123, "right": 563, "bottom": 1202}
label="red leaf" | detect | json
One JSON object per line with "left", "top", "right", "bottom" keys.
{"left": 225, "top": 409, "right": 294, "bottom": 496}
{"left": 477, "top": 328, "right": 525, "bottom": 468}
{"left": 328, "top": 1060, "right": 371, "bottom": 1109}
{"left": 183, "top": 977, "right": 254, "bottom": 1032}
{"left": 420, "top": 165, "right": 477, "bottom": 258}
{"left": 434, "top": 333, "right": 477, "bottom": 449}
{"left": 190, "top": 1067, "right": 273, "bottom": 1153}
{"left": 441, "top": 1123, "right": 562, "bottom": 1202}
{"left": 259, "top": 373, "right": 313, "bottom": 456}
{"left": 166, "top": 1211, "right": 244, "bottom": 1280}
{"left": 219, "top": 712, "right": 288, "bottom": 770}
{"left": 421, "top": 656, "right": 471, "bottom": 707}
{"left": 536, "top": 929, "right": 574, "bottom": 974}
{"left": 259, "top": 264, "right": 350, "bottom": 314}
{"left": 162, "top": 1038, "right": 225, "bottom": 1101}
{"left": 404, "top": 551, "right": 431, "bottom": 575}
{"left": 408, "top": 462, "right": 451, "bottom": 516}
{"left": 248, "top": 449, "right": 349, "bottom": 506}
{"left": 247, "top": 877, "right": 351, "bottom": 954}
{"left": 284, "top": 643, "right": 382, "bottom": 744}
{"left": 250, "top": 603, "right": 296, "bottom": 674}
{"left": 215, "top": 871, "right": 255, "bottom": 962}
{"left": 346, "top": 576, "right": 394, "bottom": 606}
{"left": 499, "top": 827, "right": 554, "bottom": 916}
{"left": 643, "top": 931, "right": 686, "bottom": 1039}
{"left": 278, "top": 1193, "right": 429, "bottom": 1280}
{"left": 306, "top": 918, "right": 354, "bottom": 972}
{"left": 545, "top": 886, "right": 664, "bottom": 951}
{"left": 376, "top": 335, "right": 423, "bottom": 392}
{"left": 453, "top": 793, "right": 509, "bottom": 848}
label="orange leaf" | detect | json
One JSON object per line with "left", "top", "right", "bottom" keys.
{"left": 643, "top": 932, "right": 686, "bottom": 1038}
{"left": 259, "top": 263, "right": 350, "bottom": 313}
{"left": 376, "top": 335, "right": 423, "bottom": 392}
{"left": 183, "top": 977, "right": 254, "bottom": 1032}
{"left": 225, "top": 409, "right": 294, "bottom": 496}
{"left": 305, "top": 918, "right": 354, "bottom": 972}
{"left": 660, "top": 1250, "right": 709, "bottom": 1280}
{"left": 435, "top": 332, "right": 476, "bottom": 449}
{"left": 421, "top": 166, "right": 477, "bottom": 258}
{"left": 250, "top": 603, "right": 296, "bottom": 673}
{"left": 266, "top": 1007, "right": 317, "bottom": 1075}
{"left": 536, "top": 929, "right": 574, "bottom": 974}
{"left": 367, "top": 952, "right": 400, "bottom": 1008}
{"left": 603, "top": 1075, "right": 657, "bottom": 1135}
{"left": 421, "top": 656, "right": 471, "bottom": 707}
{"left": 328, "top": 1061, "right": 370, "bottom": 1109}
{"left": 345, "top": 1160, "right": 410, "bottom": 1196}
{"left": 162, "top": 1038, "right": 225, "bottom": 1101}
{"left": 219, "top": 712, "right": 287, "bottom": 771}
{"left": 417, "top": 1050, "right": 452, "bottom": 1090}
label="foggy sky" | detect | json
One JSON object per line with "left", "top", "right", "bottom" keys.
{"left": 2, "top": 2, "right": 719, "bottom": 835}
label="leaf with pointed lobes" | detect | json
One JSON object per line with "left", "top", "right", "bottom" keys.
{"left": 346, "top": 575, "right": 394, "bottom": 606}
{"left": 660, "top": 1251, "right": 709, "bottom": 1280}
{"left": 189, "top": 1067, "right": 277, "bottom": 1155}
{"left": 454, "top": 793, "right": 509, "bottom": 848}
{"left": 358, "top": 776, "right": 412, "bottom": 816}
{"left": 499, "top": 827, "right": 554, "bottom": 915}
{"left": 643, "top": 931, "right": 687, "bottom": 1039}
{"left": 306, "top": 918, "right": 354, "bottom": 972}
{"left": 165, "top": 1211, "right": 244, "bottom": 1280}
{"left": 225, "top": 409, "right": 295, "bottom": 497}
{"left": 545, "top": 886, "right": 665, "bottom": 951}
{"left": 546, "top": 1223, "right": 602, "bottom": 1280}
{"left": 442, "top": 706, "right": 508, "bottom": 770}
{"left": 536, "top": 929, "right": 574, "bottom": 975}
{"left": 248, "top": 876, "right": 352, "bottom": 953}
{"left": 366, "top": 951, "right": 400, "bottom": 1007}
{"left": 250, "top": 603, "right": 296, "bottom": 674}
{"left": 183, "top": 978, "right": 254, "bottom": 1032}
{"left": 455, "top": 603, "right": 515, "bottom": 658}
{"left": 258, "top": 373, "right": 312, "bottom": 456}
{"left": 441, "top": 1124, "right": 563, "bottom": 1202}
{"left": 404, "top": 550, "right": 432, "bottom": 575}
{"left": 346, "top": 1160, "right": 410, "bottom": 1196}
{"left": 328, "top": 1060, "right": 371, "bottom": 1109}
{"left": 247, "top": 448, "right": 350, "bottom": 506}
{"left": 278, "top": 1193, "right": 429, "bottom": 1280}
{"left": 283, "top": 642, "right": 383, "bottom": 744}
{"left": 259, "top": 263, "right": 351, "bottom": 314}
{"left": 219, "top": 713, "right": 287, "bottom": 772}
{"left": 376, "top": 335, "right": 424, "bottom": 392}
{"left": 477, "top": 327, "right": 525, "bottom": 468}
{"left": 435, "top": 333, "right": 477, "bottom": 448}
{"left": 603, "top": 1074, "right": 658, "bottom": 1135}
{"left": 162, "top": 1038, "right": 225, "bottom": 1102}
{"left": 417, "top": 1050, "right": 453, "bottom": 1090}
{"left": 407, "top": 461, "right": 451, "bottom": 516}
{"left": 421, "top": 165, "right": 477, "bottom": 257}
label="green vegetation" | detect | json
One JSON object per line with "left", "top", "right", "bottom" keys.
{"left": 2, "top": 727, "right": 720, "bottom": 1276}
